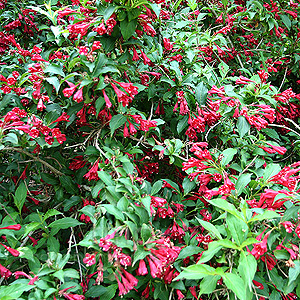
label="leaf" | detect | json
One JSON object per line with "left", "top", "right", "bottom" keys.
{"left": 177, "top": 115, "right": 189, "bottom": 134}
{"left": 109, "top": 114, "right": 127, "bottom": 136}
{"left": 124, "top": 221, "right": 138, "bottom": 240}
{"left": 133, "top": 245, "right": 149, "bottom": 266}
{"left": 223, "top": 273, "right": 247, "bottom": 300}
{"left": 248, "top": 210, "right": 281, "bottom": 223}
{"left": 14, "top": 182, "right": 27, "bottom": 213}
{"left": 288, "top": 260, "right": 300, "bottom": 285}
{"left": 221, "top": 148, "right": 237, "bottom": 166}
{"left": 98, "top": 171, "right": 114, "bottom": 186}
{"left": 92, "top": 53, "right": 107, "bottom": 77}
{"left": 3, "top": 132, "right": 18, "bottom": 145}
{"left": 48, "top": 217, "right": 83, "bottom": 229}
{"left": 196, "top": 241, "right": 222, "bottom": 264}
{"left": 80, "top": 205, "right": 96, "bottom": 224}
{"left": 235, "top": 173, "right": 251, "bottom": 196}
{"left": 196, "top": 217, "right": 222, "bottom": 239}
{"left": 85, "top": 285, "right": 117, "bottom": 298}
{"left": 44, "top": 209, "right": 62, "bottom": 221}
{"left": 175, "top": 264, "right": 216, "bottom": 280}
{"left": 120, "top": 18, "right": 137, "bottom": 40}
{"left": 44, "top": 64, "right": 65, "bottom": 77}
{"left": 199, "top": 275, "right": 220, "bottom": 295}
{"left": 238, "top": 251, "right": 257, "bottom": 289}
{"left": 151, "top": 180, "right": 163, "bottom": 195}
{"left": 237, "top": 116, "right": 250, "bottom": 138}
{"left": 141, "top": 196, "right": 151, "bottom": 217}
{"left": 102, "top": 204, "right": 125, "bottom": 221}
{"left": 45, "top": 76, "right": 60, "bottom": 93}
{"left": 182, "top": 176, "right": 196, "bottom": 195}
{"left": 281, "top": 14, "right": 291, "bottom": 30}
{"left": 209, "top": 198, "right": 244, "bottom": 220}
{"left": 177, "top": 245, "right": 203, "bottom": 260}
{"left": 59, "top": 176, "right": 79, "bottom": 194}
{"left": 141, "top": 223, "right": 152, "bottom": 242}
{"left": 226, "top": 214, "right": 248, "bottom": 245}
{"left": 195, "top": 82, "right": 208, "bottom": 105}
{"left": 263, "top": 163, "right": 281, "bottom": 182}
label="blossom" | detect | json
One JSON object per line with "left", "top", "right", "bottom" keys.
{"left": 73, "top": 87, "right": 84, "bottom": 102}
{"left": 136, "top": 259, "right": 148, "bottom": 276}
{"left": 83, "top": 253, "right": 96, "bottom": 266}
{"left": 0, "top": 243, "right": 20, "bottom": 257}
{"left": 83, "top": 159, "right": 100, "bottom": 181}
{"left": 111, "top": 83, "right": 131, "bottom": 107}
{"left": 114, "top": 273, "right": 128, "bottom": 296}
{"left": 281, "top": 221, "right": 294, "bottom": 233}
{"left": 102, "top": 89, "right": 112, "bottom": 108}
{"left": 63, "top": 81, "right": 79, "bottom": 98}
{"left": 50, "top": 112, "right": 70, "bottom": 124}
{"left": 0, "top": 224, "right": 21, "bottom": 231}
{"left": 0, "top": 263, "right": 12, "bottom": 279}
{"left": 251, "top": 231, "right": 271, "bottom": 259}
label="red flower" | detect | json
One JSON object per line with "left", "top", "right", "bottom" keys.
{"left": 0, "top": 243, "right": 20, "bottom": 257}
{"left": 83, "top": 160, "right": 100, "bottom": 181}
{"left": 0, "top": 263, "right": 12, "bottom": 279}
{"left": 102, "top": 89, "right": 112, "bottom": 108}
{"left": 0, "top": 224, "right": 21, "bottom": 231}
{"left": 136, "top": 259, "right": 148, "bottom": 276}
{"left": 63, "top": 81, "right": 79, "bottom": 98}
{"left": 111, "top": 83, "right": 131, "bottom": 107}
{"left": 73, "top": 87, "right": 84, "bottom": 103}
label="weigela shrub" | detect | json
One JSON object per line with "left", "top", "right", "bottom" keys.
{"left": 1, "top": 0, "right": 300, "bottom": 299}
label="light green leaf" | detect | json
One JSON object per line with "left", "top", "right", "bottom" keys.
{"left": 14, "top": 182, "right": 27, "bottom": 213}
{"left": 48, "top": 217, "right": 83, "bottom": 229}
{"left": 223, "top": 273, "right": 247, "bottom": 300}
{"left": 238, "top": 251, "right": 257, "bottom": 290}
{"left": 196, "top": 217, "right": 222, "bottom": 239}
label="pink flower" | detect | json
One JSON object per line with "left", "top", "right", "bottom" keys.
{"left": 95, "top": 23, "right": 106, "bottom": 35}
{"left": 0, "top": 263, "right": 12, "bottom": 279}
{"left": 281, "top": 221, "right": 294, "bottom": 233}
{"left": 0, "top": 243, "right": 20, "bottom": 257}
{"left": 63, "top": 81, "right": 79, "bottom": 98}
{"left": 50, "top": 112, "right": 70, "bottom": 124}
{"left": 111, "top": 83, "right": 131, "bottom": 107}
{"left": 92, "top": 41, "right": 101, "bottom": 51}
{"left": 102, "top": 89, "right": 112, "bottom": 108}
{"left": 73, "top": 88, "right": 84, "bottom": 103}
{"left": 136, "top": 259, "right": 148, "bottom": 276}
{"left": 251, "top": 231, "right": 271, "bottom": 259}
{"left": 265, "top": 143, "right": 287, "bottom": 155}
{"left": 37, "top": 98, "right": 45, "bottom": 111}
{"left": 295, "top": 224, "right": 300, "bottom": 238}
{"left": 235, "top": 75, "right": 256, "bottom": 85}
{"left": 0, "top": 224, "right": 21, "bottom": 231}
{"left": 83, "top": 160, "right": 100, "bottom": 181}
{"left": 131, "top": 46, "right": 140, "bottom": 61}
{"left": 176, "top": 289, "right": 185, "bottom": 299}
{"left": 114, "top": 273, "right": 129, "bottom": 296}
{"left": 83, "top": 253, "right": 96, "bottom": 266}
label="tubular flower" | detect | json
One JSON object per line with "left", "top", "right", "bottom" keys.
{"left": 251, "top": 231, "right": 271, "bottom": 259}
{"left": 0, "top": 264, "right": 12, "bottom": 279}
{"left": 0, "top": 224, "right": 21, "bottom": 231}
{"left": 0, "top": 243, "right": 20, "bottom": 257}
{"left": 111, "top": 83, "right": 131, "bottom": 107}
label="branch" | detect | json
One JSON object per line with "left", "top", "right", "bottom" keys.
{"left": 2, "top": 147, "right": 64, "bottom": 176}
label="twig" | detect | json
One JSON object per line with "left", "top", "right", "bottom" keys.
{"left": 205, "top": 119, "right": 226, "bottom": 141}
{"left": 72, "top": 228, "right": 83, "bottom": 283}
{"left": 278, "top": 67, "right": 288, "bottom": 92}
{"left": 0, "top": 203, "right": 16, "bottom": 223}
{"left": 268, "top": 124, "right": 300, "bottom": 138}
{"left": 2, "top": 147, "right": 63, "bottom": 176}
{"left": 240, "top": 155, "right": 258, "bottom": 175}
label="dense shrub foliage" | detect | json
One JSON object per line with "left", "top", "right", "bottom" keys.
{"left": 1, "top": 0, "right": 300, "bottom": 299}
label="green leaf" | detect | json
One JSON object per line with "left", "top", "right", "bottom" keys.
{"left": 209, "top": 198, "right": 244, "bottom": 220}
{"left": 182, "top": 176, "right": 196, "bottom": 195}
{"left": 177, "top": 115, "right": 189, "bottom": 134}
{"left": 120, "top": 18, "right": 137, "bottom": 40}
{"left": 92, "top": 53, "right": 107, "bottom": 78}
{"left": 23, "top": 222, "right": 41, "bottom": 238}
{"left": 195, "top": 82, "right": 208, "bottom": 105}
{"left": 196, "top": 217, "right": 222, "bottom": 239}
{"left": 85, "top": 285, "right": 117, "bottom": 298}
{"left": 44, "top": 209, "right": 62, "bottom": 221}
{"left": 141, "top": 196, "right": 151, "bottom": 217}
{"left": 59, "top": 176, "right": 79, "bottom": 194}
{"left": 177, "top": 245, "right": 203, "bottom": 260}
{"left": 288, "top": 260, "right": 300, "bottom": 285}
{"left": 98, "top": 171, "right": 114, "bottom": 186}
{"left": 80, "top": 205, "right": 96, "bottom": 224}
{"left": 235, "top": 173, "right": 251, "bottom": 196}
{"left": 226, "top": 214, "right": 248, "bottom": 245}
{"left": 199, "top": 275, "right": 220, "bottom": 295}
{"left": 109, "top": 114, "right": 127, "bottom": 136}
{"left": 141, "top": 223, "right": 152, "bottom": 242}
{"left": 223, "top": 273, "right": 247, "bottom": 300}
{"left": 248, "top": 210, "right": 281, "bottom": 223}
{"left": 196, "top": 241, "right": 222, "bottom": 264}
{"left": 281, "top": 14, "right": 291, "bottom": 30}
{"left": 237, "top": 116, "right": 250, "bottom": 138}
{"left": 133, "top": 244, "right": 149, "bottom": 266}
{"left": 3, "top": 133, "right": 18, "bottom": 145}
{"left": 151, "top": 180, "right": 163, "bottom": 195}
{"left": 221, "top": 148, "right": 237, "bottom": 166}
{"left": 102, "top": 204, "right": 125, "bottom": 221}
{"left": 45, "top": 76, "right": 60, "bottom": 93}
{"left": 263, "top": 163, "right": 281, "bottom": 182}
{"left": 44, "top": 64, "right": 65, "bottom": 77}
{"left": 48, "top": 217, "right": 83, "bottom": 229}
{"left": 175, "top": 264, "right": 216, "bottom": 280}
{"left": 14, "top": 182, "right": 27, "bottom": 213}
{"left": 124, "top": 220, "right": 138, "bottom": 240}
{"left": 238, "top": 251, "right": 257, "bottom": 289}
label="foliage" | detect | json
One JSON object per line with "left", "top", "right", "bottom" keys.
{"left": 0, "top": 0, "right": 300, "bottom": 299}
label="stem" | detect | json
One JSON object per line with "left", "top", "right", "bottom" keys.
{"left": 2, "top": 147, "right": 64, "bottom": 176}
